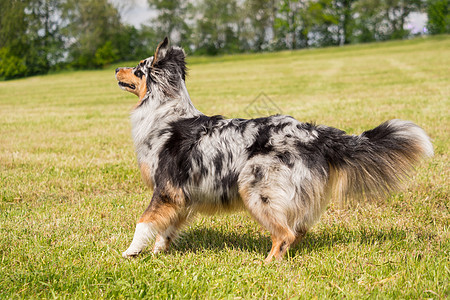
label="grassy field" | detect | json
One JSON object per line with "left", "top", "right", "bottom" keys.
{"left": 1, "top": 36, "right": 449, "bottom": 298}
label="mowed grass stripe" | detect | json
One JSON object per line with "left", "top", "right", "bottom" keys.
{"left": 0, "top": 36, "right": 449, "bottom": 298}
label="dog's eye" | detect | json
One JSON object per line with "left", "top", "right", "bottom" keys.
{"left": 135, "top": 70, "right": 144, "bottom": 78}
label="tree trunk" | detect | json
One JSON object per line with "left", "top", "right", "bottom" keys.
{"left": 342, "top": 0, "right": 352, "bottom": 45}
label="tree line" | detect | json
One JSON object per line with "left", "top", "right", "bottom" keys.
{"left": 0, "top": 0, "right": 448, "bottom": 80}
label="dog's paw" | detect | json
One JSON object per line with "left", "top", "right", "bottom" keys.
{"left": 122, "top": 249, "right": 141, "bottom": 258}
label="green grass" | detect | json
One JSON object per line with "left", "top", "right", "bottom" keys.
{"left": 1, "top": 36, "right": 449, "bottom": 298}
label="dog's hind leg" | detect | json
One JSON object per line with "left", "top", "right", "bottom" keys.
{"left": 240, "top": 189, "right": 296, "bottom": 263}
{"left": 265, "top": 231, "right": 296, "bottom": 263}
{"left": 238, "top": 162, "right": 298, "bottom": 263}
{"left": 122, "top": 185, "right": 186, "bottom": 258}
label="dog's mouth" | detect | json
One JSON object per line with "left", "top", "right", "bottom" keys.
{"left": 118, "top": 81, "right": 136, "bottom": 90}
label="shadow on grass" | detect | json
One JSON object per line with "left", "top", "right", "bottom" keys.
{"left": 170, "top": 226, "right": 410, "bottom": 256}
{"left": 173, "top": 227, "right": 271, "bottom": 255}
{"left": 296, "top": 227, "right": 408, "bottom": 252}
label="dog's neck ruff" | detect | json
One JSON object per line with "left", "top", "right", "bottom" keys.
{"left": 130, "top": 80, "right": 202, "bottom": 150}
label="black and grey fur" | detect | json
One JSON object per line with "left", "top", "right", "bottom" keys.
{"left": 116, "top": 38, "right": 433, "bottom": 261}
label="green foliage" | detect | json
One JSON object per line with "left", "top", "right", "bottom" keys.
{"left": 242, "top": 0, "right": 276, "bottom": 51}
{"left": 308, "top": 0, "right": 340, "bottom": 47}
{"left": 427, "top": 0, "right": 450, "bottom": 34}
{"left": 352, "top": 0, "right": 424, "bottom": 42}
{"left": 63, "top": 0, "right": 123, "bottom": 69}
{"left": 0, "top": 48, "right": 27, "bottom": 79}
{"left": 94, "top": 41, "right": 119, "bottom": 67}
{"left": 111, "top": 25, "right": 157, "bottom": 62}
{"left": 194, "top": 0, "right": 241, "bottom": 55}
{"left": 0, "top": 0, "right": 61, "bottom": 78}
{"left": 338, "top": 0, "right": 357, "bottom": 44}
{"left": 147, "top": 0, "right": 192, "bottom": 50}
{"left": 1, "top": 0, "right": 445, "bottom": 79}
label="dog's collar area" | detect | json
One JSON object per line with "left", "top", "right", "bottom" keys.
{"left": 119, "top": 81, "right": 136, "bottom": 90}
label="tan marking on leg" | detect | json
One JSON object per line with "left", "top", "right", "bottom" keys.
{"left": 264, "top": 230, "right": 296, "bottom": 263}
{"left": 138, "top": 183, "right": 186, "bottom": 230}
{"left": 239, "top": 185, "right": 296, "bottom": 262}
{"left": 140, "top": 162, "right": 154, "bottom": 190}
{"left": 138, "top": 202, "right": 178, "bottom": 227}
{"left": 152, "top": 212, "right": 188, "bottom": 254}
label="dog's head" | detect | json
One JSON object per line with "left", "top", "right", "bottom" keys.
{"left": 115, "top": 37, "right": 186, "bottom": 106}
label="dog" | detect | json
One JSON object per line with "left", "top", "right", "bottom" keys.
{"left": 115, "top": 37, "right": 433, "bottom": 262}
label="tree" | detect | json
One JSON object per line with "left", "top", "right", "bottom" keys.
{"left": 0, "top": 0, "right": 436, "bottom": 80}
{"left": 383, "top": 0, "right": 424, "bottom": 39}
{"left": 62, "top": 0, "right": 123, "bottom": 68}
{"left": 0, "top": 48, "right": 27, "bottom": 79}
{"left": 111, "top": 24, "right": 158, "bottom": 61}
{"left": 0, "top": 0, "right": 28, "bottom": 79}
{"left": 26, "top": 0, "right": 65, "bottom": 72}
{"left": 307, "top": 0, "right": 340, "bottom": 47}
{"left": 353, "top": 0, "right": 383, "bottom": 42}
{"left": 194, "top": 0, "right": 241, "bottom": 55}
{"left": 427, "top": 0, "right": 450, "bottom": 34}
{"left": 0, "top": 1, "right": 28, "bottom": 53}
{"left": 353, "top": 0, "right": 424, "bottom": 42}
{"left": 147, "top": 0, "right": 192, "bottom": 50}
{"left": 334, "top": 0, "right": 357, "bottom": 45}
{"left": 242, "top": 0, "right": 277, "bottom": 51}
{"left": 273, "top": 0, "right": 314, "bottom": 50}
{"left": 0, "top": 0, "right": 63, "bottom": 79}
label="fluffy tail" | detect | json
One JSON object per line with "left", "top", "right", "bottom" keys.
{"left": 325, "top": 119, "right": 433, "bottom": 201}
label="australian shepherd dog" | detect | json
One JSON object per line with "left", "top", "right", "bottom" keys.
{"left": 115, "top": 37, "right": 433, "bottom": 262}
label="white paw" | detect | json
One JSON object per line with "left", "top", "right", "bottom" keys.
{"left": 122, "top": 222, "right": 155, "bottom": 259}
{"left": 122, "top": 249, "right": 140, "bottom": 258}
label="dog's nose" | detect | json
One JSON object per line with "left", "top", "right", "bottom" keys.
{"left": 115, "top": 68, "right": 120, "bottom": 74}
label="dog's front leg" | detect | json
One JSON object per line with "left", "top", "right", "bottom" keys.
{"left": 122, "top": 187, "right": 186, "bottom": 258}
{"left": 122, "top": 222, "right": 156, "bottom": 258}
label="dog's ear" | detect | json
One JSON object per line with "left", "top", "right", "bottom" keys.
{"left": 152, "top": 37, "right": 169, "bottom": 66}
